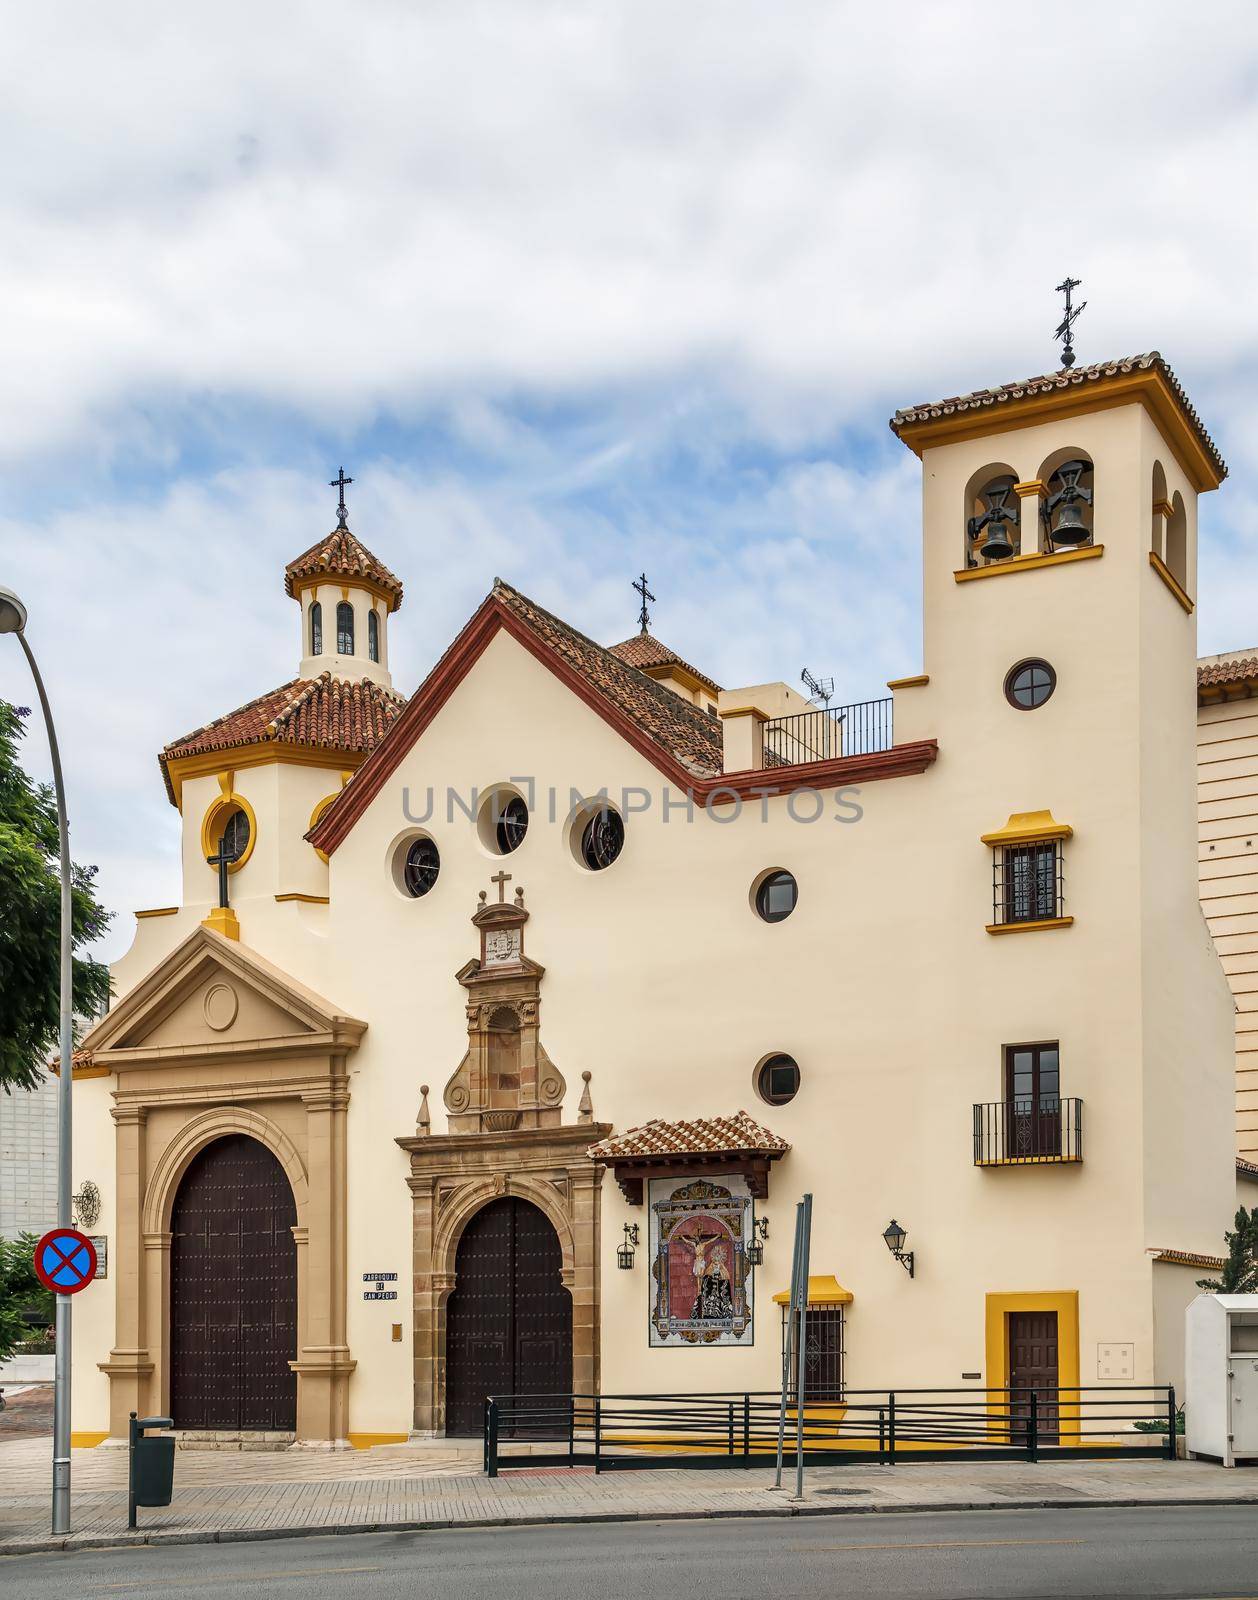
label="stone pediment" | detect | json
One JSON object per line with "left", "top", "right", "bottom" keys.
{"left": 81, "top": 925, "right": 366, "bottom": 1073}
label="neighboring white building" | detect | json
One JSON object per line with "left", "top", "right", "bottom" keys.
{"left": 0, "top": 1070, "right": 58, "bottom": 1240}
{"left": 68, "top": 351, "right": 1241, "bottom": 1449}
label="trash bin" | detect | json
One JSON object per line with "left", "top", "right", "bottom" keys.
{"left": 128, "top": 1412, "right": 175, "bottom": 1528}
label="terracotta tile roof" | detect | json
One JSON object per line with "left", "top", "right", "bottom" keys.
{"left": 285, "top": 526, "right": 404, "bottom": 610}
{"left": 587, "top": 1111, "right": 791, "bottom": 1161}
{"left": 890, "top": 352, "right": 1227, "bottom": 483}
{"left": 608, "top": 631, "right": 723, "bottom": 696}
{"left": 1198, "top": 653, "right": 1258, "bottom": 700}
{"left": 1151, "top": 1247, "right": 1226, "bottom": 1272}
{"left": 160, "top": 673, "right": 407, "bottom": 800}
{"left": 494, "top": 582, "right": 724, "bottom": 779}
{"left": 1239, "top": 1157, "right": 1258, "bottom": 1181}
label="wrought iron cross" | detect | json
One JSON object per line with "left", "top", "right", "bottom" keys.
{"left": 632, "top": 571, "right": 655, "bottom": 634}
{"left": 206, "top": 840, "right": 242, "bottom": 909}
{"left": 329, "top": 467, "right": 353, "bottom": 529}
{"left": 1053, "top": 278, "right": 1086, "bottom": 371}
{"left": 490, "top": 869, "right": 512, "bottom": 903}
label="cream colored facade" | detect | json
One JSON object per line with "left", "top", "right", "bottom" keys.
{"left": 69, "top": 356, "right": 1240, "bottom": 1448}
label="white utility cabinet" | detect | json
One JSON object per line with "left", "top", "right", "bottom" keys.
{"left": 1185, "top": 1293, "right": 1258, "bottom": 1467}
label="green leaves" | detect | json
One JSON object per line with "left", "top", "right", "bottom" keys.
{"left": 0, "top": 1232, "right": 54, "bottom": 1363}
{"left": 0, "top": 701, "right": 112, "bottom": 1091}
{"left": 1198, "top": 1206, "right": 1258, "bottom": 1295}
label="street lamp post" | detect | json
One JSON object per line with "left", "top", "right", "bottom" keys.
{"left": 0, "top": 585, "right": 75, "bottom": 1535}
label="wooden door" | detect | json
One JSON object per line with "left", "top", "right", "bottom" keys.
{"left": 170, "top": 1135, "right": 298, "bottom": 1432}
{"left": 445, "top": 1198, "right": 572, "bottom": 1436}
{"left": 1008, "top": 1310, "right": 1059, "bottom": 1444}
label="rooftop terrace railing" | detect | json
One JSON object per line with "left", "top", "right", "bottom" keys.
{"left": 762, "top": 698, "right": 893, "bottom": 767}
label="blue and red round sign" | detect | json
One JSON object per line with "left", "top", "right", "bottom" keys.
{"left": 33, "top": 1228, "right": 97, "bottom": 1295}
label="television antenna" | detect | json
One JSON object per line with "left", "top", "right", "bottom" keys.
{"left": 800, "top": 667, "right": 834, "bottom": 708}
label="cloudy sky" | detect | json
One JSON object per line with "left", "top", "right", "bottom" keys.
{"left": 3, "top": 2, "right": 1258, "bottom": 961}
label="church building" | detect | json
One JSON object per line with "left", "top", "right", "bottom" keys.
{"left": 68, "top": 354, "right": 1242, "bottom": 1448}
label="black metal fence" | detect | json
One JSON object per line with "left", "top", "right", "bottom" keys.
{"left": 973, "top": 1098, "right": 1083, "bottom": 1165}
{"left": 484, "top": 1385, "right": 1175, "bottom": 1475}
{"left": 763, "top": 698, "right": 893, "bottom": 767}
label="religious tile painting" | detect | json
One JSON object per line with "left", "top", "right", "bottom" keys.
{"left": 648, "top": 1177, "right": 753, "bottom": 1346}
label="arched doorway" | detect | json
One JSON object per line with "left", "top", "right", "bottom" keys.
{"left": 445, "top": 1197, "right": 572, "bottom": 1435}
{"left": 170, "top": 1134, "right": 298, "bottom": 1431}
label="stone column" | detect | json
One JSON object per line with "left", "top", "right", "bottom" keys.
{"left": 1014, "top": 480, "right": 1047, "bottom": 555}
{"left": 101, "top": 1103, "right": 154, "bottom": 1436}
{"left": 291, "top": 1083, "right": 355, "bottom": 1445}
{"left": 570, "top": 1165, "right": 602, "bottom": 1401}
{"left": 141, "top": 1231, "right": 171, "bottom": 1416}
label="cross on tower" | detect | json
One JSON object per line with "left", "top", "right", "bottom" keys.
{"left": 490, "top": 869, "right": 512, "bottom": 903}
{"left": 329, "top": 467, "right": 353, "bottom": 529}
{"left": 632, "top": 571, "right": 655, "bottom": 635}
{"left": 1053, "top": 278, "right": 1086, "bottom": 371}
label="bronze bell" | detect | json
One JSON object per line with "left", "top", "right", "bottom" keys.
{"left": 981, "top": 522, "right": 1015, "bottom": 561}
{"left": 1050, "top": 501, "right": 1090, "bottom": 544}
{"left": 1047, "top": 459, "right": 1093, "bottom": 546}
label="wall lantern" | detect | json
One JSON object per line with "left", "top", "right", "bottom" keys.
{"left": 747, "top": 1216, "right": 769, "bottom": 1268}
{"left": 882, "top": 1218, "right": 914, "bottom": 1278}
{"left": 618, "top": 1223, "right": 640, "bottom": 1271}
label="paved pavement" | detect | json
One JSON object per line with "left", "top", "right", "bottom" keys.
{"left": 3, "top": 1426, "right": 1258, "bottom": 1556}
{"left": 4, "top": 1505, "right": 1258, "bottom": 1598}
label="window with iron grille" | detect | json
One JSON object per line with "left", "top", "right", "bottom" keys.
{"left": 992, "top": 838, "right": 1063, "bottom": 926}
{"left": 309, "top": 601, "right": 322, "bottom": 656}
{"left": 783, "top": 1305, "right": 844, "bottom": 1403}
{"left": 368, "top": 610, "right": 380, "bottom": 663}
{"left": 336, "top": 601, "right": 355, "bottom": 656}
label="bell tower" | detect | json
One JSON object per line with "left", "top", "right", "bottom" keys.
{"left": 285, "top": 469, "right": 403, "bottom": 689}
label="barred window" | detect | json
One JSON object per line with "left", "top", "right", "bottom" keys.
{"left": 337, "top": 601, "right": 355, "bottom": 656}
{"left": 994, "top": 839, "right": 1063, "bottom": 926}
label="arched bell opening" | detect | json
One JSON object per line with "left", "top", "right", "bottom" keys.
{"left": 1151, "top": 460, "right": 1169, "bottom": 560}
{"left": 1166, "top": 490, "right": 1188, "bottom": 590}
{"left": 1037, "top": 447, "right": 1095, "bottom": 551}
{"left": 964, "top": 462, "right": 1021, "bottom": 567}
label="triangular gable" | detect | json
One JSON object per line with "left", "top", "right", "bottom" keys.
{"left": 81, "top": 924, "right": 366, "bottom": 1073}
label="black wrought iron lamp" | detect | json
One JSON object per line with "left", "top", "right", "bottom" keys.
{"left": 882, "top": 1219, "right": 914, "bottom": 1278}
{"left": 617, "top": 1223, "right": 640, "bottom": 1270}
{"left": 747, "top": 1216, "right": 769, "bottom": 1268}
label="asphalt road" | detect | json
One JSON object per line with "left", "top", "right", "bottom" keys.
{"left": 4, "top": 1505, "right": 1258, "bottom": 1599}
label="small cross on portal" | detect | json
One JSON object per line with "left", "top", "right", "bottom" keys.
{"left": 1053, "top": 278, "right": 1086, "bottom": 371}
{"left": 632, "top": 572, "right": 655, "bottom": 634}
{"left": 490, "top": 869, "right": 512, "bottom": 903}
{"left": 329, "top": 467, "right": 353, "bottom": 529}
{"left": 206, "top": 841, "right": 242, "bottom": 910}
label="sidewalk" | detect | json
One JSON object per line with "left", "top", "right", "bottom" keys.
{"left": 2, "top": 1432, "right": 1256, "bottom": 1555}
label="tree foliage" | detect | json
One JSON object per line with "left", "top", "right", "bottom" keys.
{"left": 0, "top": 700, "right": 111, "bottom": 1090}
{"left": 0, "top": 1232, "right": 54, "bottom": 1363}
{"left": 1198, "top": 1206, "right": 1258, "bottom": 1294}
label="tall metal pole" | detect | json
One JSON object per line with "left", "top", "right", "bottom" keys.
{"left": 793, "top": 1192, "right": 813, "bottom": 1501}
{"left": 16, "top": 632, "right": 74, "bottom": 1536}
{"left": 772, "top": 1201, "right": 804, "bottom": 1490}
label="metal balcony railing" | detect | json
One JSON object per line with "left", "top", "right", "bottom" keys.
{"left": 762, "top": 698, "right": 893, "bottom": 767}
{"left": 973, "top": 1098, "right": 1083, "bottom": 1166}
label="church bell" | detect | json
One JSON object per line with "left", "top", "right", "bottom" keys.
{"left": 1046, "top": 459, "right": 1093, "bottom": 546}
{"left": 980, "top": 523, "right": 1015, "bottom": 561}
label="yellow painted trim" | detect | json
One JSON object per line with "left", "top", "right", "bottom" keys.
{"left": 72, "top": 1064, "right": 111, "bottom": 1081}
{"left": 347, "top": 1431, "right": 409, "bottom": 1450}
{"left": 986, "top": 916, "right": 1074, "bottom": 936}
{"left": 1148, "top": 550, "right": 1194, "bottom": 614}
{"left": 954, "top": 544, "right": 1104, "bottom": 583}
{"left": 719, "top": 705, "right": 771, "bottom": 722}
{"left": 202, "top": 905, "right": 241, "bottom": 941}
{"left": 985, "top": 1290, "right": 1080, "bottom": 1441}
{"left": 309, "top": 793, "right": 340, "bottom": 864}
{"left": 70, "top": 1431, "right": 110, "bottom": 1448}
{"left": 642, "top": 663, "right": 720, "bottom": 699}
{"left": 1152, "top": 498, "right": 1174, "bottom": 520}
{"left": 292, "top": 575, "right": 401, "bottom": 614}
{"left": 134, "top": 906, "right": 179, "bottom": 920}
{"left": 1013, "top": 479, "right": 1047, "bottom": 497}
{"left": 772, "top": 1273, "right": 854, "bottom": 1306}
{"left": 275, "top": 892, "right": 330, "bottom": 905}
{"left": 887, "top": 674, "right": 929, "bottom": 690}
{"left": 200, "top": 792, "right": 258, "bottom": 875}
{"left": 894, "top": 369, "right": 1225, "bottom": 493}
{"left": 980, "top": 810, "right": 1073, "bottom": 846}
{"left": 164, "top": 743, "right": 367, "bottom": 810}
{"left": 976, "top": 1151, "right": 1082, "bottom": 1167}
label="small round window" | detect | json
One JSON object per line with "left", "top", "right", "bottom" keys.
{"left": 402, "top": 837, "right": 440, "bottom": 898}
{"left": 1005, "top": 659, "right": 1056, "bottom": 710}
{"left": 580, "top": 807, "right": 625, "bottom": 871}
{"left": 755, "top": 870, "right": 797, "bottom": 923}
{"left": 756, "top": 1053, "right": 800, "bottom": 1106}
{"left": 219, "top": 806, "right": 251, "bottom": 863}
{"left": 495, "top": 795, "right": 529, "bottom": 854}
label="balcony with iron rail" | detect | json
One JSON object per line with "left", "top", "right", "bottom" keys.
{"left": 762, "top": 698, "right": 893, "bottom": 768}
{"left": 973, "top": 1098, "right": 1083, "bottom": 1167}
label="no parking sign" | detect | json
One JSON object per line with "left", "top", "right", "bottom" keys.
{"left": 33, "top": 1228, "right": 98, "bottom": 1295}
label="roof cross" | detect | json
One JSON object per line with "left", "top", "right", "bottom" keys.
{"left": 632, "top": 571, "right": 655, "bottom": 634}
{"left": 490, "top": 869, "right": 512, "bottom": 902}
{"left": 329, "top": 467, "right": 353, "bottom": 530}
{"left": 1053, "top": 278, "right": 1086, "bottom": 371}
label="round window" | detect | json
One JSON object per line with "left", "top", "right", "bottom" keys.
{"left": 580, "top": 807, "right": 625, "bottom": 871}
{"left": 402, "top": 837, "right": 440, "bottom": 898}
{"left": 754, "top": 870, "right": 797, "bottom": 923}
{"left": 219, "top": 806, "right": 251, "bottom": 863}
{"left": 1005, "top": 659, "right": 1056, "bottom": 710}
{"left": 756, "top": 1054, "right": 800, "bottom": 1107}
{"left": 495, "top": 795, "right": 529, "bottom": 854}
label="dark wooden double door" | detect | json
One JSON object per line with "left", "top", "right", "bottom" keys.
{"left": 170, "top": 1135, "right": 298, "bottom": 1431}
{"left": 1009, "top": 1310, "right": 1059, "bottom": 1444}
{"left": 445, "top": 1198, "right": 572, "bottom": 1436}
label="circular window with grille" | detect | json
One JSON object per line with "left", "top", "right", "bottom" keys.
{"left": 1004, "top": 659, "right": 1056, "bottom": 710}
{"left": 392, "top": 834, "right": 440, "bottom": 899}
{"left": 756, "top": 1053, "right": 800, "bottom": 1106}
{"left": 569, "top": 801, "right": 625, "bottom": 871}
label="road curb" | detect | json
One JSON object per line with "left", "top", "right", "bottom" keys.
{"left": 6, "top": 1491, "right": 1258, "bottom": 1558}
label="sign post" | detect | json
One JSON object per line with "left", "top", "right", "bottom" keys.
{"left": 34, "top": 1229, "right": 98, "bottom": 1298}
